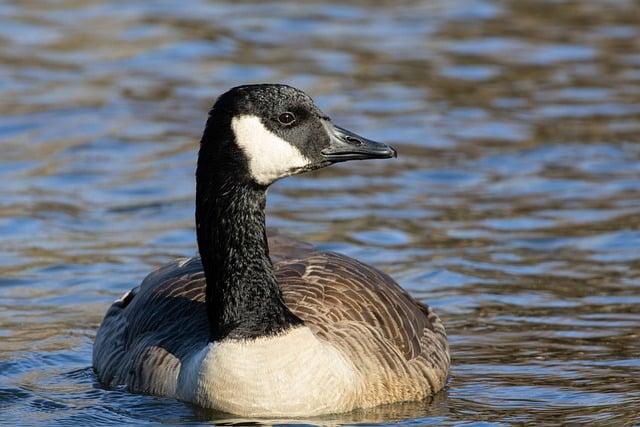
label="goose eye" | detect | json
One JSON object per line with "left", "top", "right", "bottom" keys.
{"left": 278, "top": 112, "right": 296, "bottom": 125}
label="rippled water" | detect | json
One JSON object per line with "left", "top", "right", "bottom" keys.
{"left": 1, "top": 0, "right": 639, "bottom": 425}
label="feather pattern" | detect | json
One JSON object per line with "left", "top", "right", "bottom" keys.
{"left": 93, "top": 231, "right": 449, "bottom": 413}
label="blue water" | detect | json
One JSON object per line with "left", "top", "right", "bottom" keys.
{"left": 1, "top": 0, "right": 639, "bottom": 425}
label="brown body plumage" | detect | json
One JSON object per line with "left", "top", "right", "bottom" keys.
{"left": 93, "top": 231, "right": 449, "bottom": 413}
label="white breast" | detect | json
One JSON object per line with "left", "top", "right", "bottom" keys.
{"left": 176, "top": 326, "right": 360, "bottom": 417}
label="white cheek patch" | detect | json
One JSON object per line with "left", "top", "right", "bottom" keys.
{"left": 231, "top": 115, "right": 311, "bottom": 185}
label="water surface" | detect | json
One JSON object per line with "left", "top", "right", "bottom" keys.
{"left": 1, "top": 0, "right": 639, "bottom": 425}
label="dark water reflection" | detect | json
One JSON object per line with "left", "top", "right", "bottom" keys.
{"left": 1, "top": 0, "right": 639, "bottom": 425}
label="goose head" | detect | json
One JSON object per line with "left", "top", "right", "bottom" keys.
{"left": 199, "top": 84, "right": 397, "bottom": 186}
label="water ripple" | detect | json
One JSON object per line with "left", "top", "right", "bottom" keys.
{"left": 1, "top": 0, "right": 639, "bottom": 425}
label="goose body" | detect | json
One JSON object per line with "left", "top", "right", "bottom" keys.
{"left": 93, "top": 84, "right": 449, "bottom": 417}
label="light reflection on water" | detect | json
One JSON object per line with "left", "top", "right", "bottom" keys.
{"left": 1, "top": 0, "right": 639, "bottom": 425}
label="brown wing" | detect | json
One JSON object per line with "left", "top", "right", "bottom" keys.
{"left": 275, "top": 248, "right": 449, "bottom": 401}
{"left": 92, "top": 257, "right": 209, "bottom": 393}
{"left": 278, "top": 252, "right": 433, "bottom": 360}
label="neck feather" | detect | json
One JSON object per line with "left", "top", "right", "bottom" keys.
{"left": 195, "top": 162, "right": 302, "bottom": 341}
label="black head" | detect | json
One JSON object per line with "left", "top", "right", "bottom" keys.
{"left": 199, "top": 84, "right": 397, "bottom": 186}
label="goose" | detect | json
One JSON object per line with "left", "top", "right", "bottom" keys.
{"left": 93, "top": 84, "right": 449, "bottom": 417}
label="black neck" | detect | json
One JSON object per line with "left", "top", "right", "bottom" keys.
{"left": 195, "top": 163, "right": 302, "bottom": 341}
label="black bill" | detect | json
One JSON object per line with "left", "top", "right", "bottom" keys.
{"left": 321, "top": 122, "right": 397, "bottom": 162}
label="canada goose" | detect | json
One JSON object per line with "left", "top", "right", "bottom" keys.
{"left": 93, "top": 84, "right": 449, "bottom": 417}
